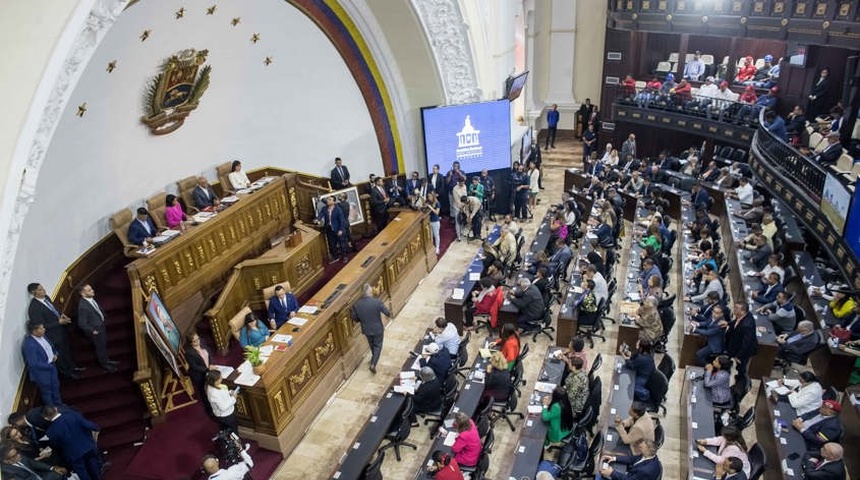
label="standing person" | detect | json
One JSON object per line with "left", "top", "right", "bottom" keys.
{"left": 22, "top": 321, "right": 63, "bottom": 407}
{"left": 426, "top": 192, "right": 442, "bottom": 255}
{"left": 329, "top": 157, "right": 351, "bottom": 190}
{"left": 582, "top": 124, "right": 597, "bottom": 161}
{"left": 27, "top": 283, "right": 80, "bottom": 380}
{"left": 480, "top": 169, "right": 496, "bottom": 221}
{"left": 513, "top": 163, "right": 530, "bottom": 221}
{"left": 445, "top": 162, "right": 467, "bottom": 217}
{"left": 369, "top": 176, "right": 390, "bottom": 232}
{"left": 807, "top": 67, "right": 831, "bottom": 120}
{"left": 318, "top": 195, "right": 350, "bottom": 263}
{"left": 76, "top": 284, "right": 118, "bottom": 373}
{"left": 351, "top": 284, "right": 391, "bottom": 373}
{"left": 206, "top": 370, "right": 238, "bottom": 435}
{"left": 185, "top": 332, "right": 215, "bottom": 415}
{"left": 42, "top": 406, "right": 102, "bottom": 480}
{"left": 451, "top": 178, "right": 468, "bottom": 241}
{"left": 724, "top": 302, "right": 758, "bottom": 385}
{"left": 461, "top": 194, "right": 484, "bottom": 241}
{"left": 427, "top": 164, "right": 447, "bottom": 215}
{"left": 545, "top": 104, "right": 560, "bottom": 150}
{"left": 620, "top": 133, "right": 637, "bottom": 161}
{"left": 528, "top": 161, "right": 540, "bottom": 214}
{"left": 577, "top": 99, "right": 595, "bottom": 138}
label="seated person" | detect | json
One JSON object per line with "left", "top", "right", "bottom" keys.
{"left": 744, "top": 234, "right": 773, "bottom": 271}
{"left": 576, "top": 279, "right": 600, "bottom": 328}
{"left": 687, "top": 266, "right": 723, "bottom": 305}
{"left": 734, "top": 197, "right": 765, "bottom": 224}
{"left": 734, "top": 56, "right": 756, "bottom": 83}
{"left": 825, "top": 290, "right": 856, "bottom": 320}
{"left": 419, "top": 343, "right": 451, "bottom": 382}
{"left": 695, "top": 427, "right": 751, "bottom": 478}
{"left": 632, "top": 297, "right": 663, "bottom": 344}
{"left": 0, "top": 443, "right": 67, "bottom": 480}
{"left": 508, "top": 278, "right": 545, "bottom": 331}
{"left": 493, "top": 224, "right": 517, "bottom": 267}
{"left": 776, "top": 320, "right": 819, "bottom": 364}
{"left": 613, "top": 401, "right": 655, "bottom": 446}
{"left": 432, "top": 317, "right": 460, "bottom": 357}
{"left": 622, "top": 338, "right": 656, "bottom": 402}
{"left": 624, "top": 171, "right": 645, "bottom": 195}
{"left": 493, "top": 323, "right": 521, "bottom": 369}
{"left": 410, "top": 367, "right": 442, "bottom": 425}
{"left": 727, "top": 177, "right": 754, "bottom": 208}
{"left": 238, "top": 313, "right": 269, "bottom": 348}
{"left": 464, "top": 277, "right": 500, "bottom": 329}
{"left": 756, "top": 254, "right": 785, "bottom": 283}
{"left": 703, "top": 355, "right": 733, "bottom": 406}
{"left": 0, "top": 424, "right": 63, "bottom": 467}
{"left": 541, "top": 387, "right": 574, "bottom": 447}
{"left": 801, "top": 443, "right": 846, "bottom": 480}
{"left": 639, "top": 258, "right": 662, "bottom": 293}
{"left": 164, "top": 194, "right": 187, "bottom": 230}
{"left": 228, "top": 160, "right": 251, "bottom": 190}
{"left": 781, "top": 371, "right": 823, "bottom": 419}
{"left": 127, "top": 207, "right": 159, "bottom": 246}
{"left": 267, "top": 284, "right": 299, "bottom": 329}
{"left": 599, "top": 439, "right": 662, "bottom": 480}
{"left": 831, "top": 301, "right": 860, "bottom": 341}
{"left": 563, "top": 356, "right": 588, "bottom": 417}
{"left": 563, "top": 337, "right": 589, "bottom": 372}
{"left": 639, "top": 226, "right": 662, "bottom": 252}
{"left": 427, "top": 450, "right": 465, "bottom": 480}
{"left": 451, "top": 412, "right": 481, "bottom": 468}
{"left": 548, "top": 237, "right": 573, "bottom": 274}
{"left": 192, "top": 176, "right": 221, "bottom": 210}
{"left": 757, "top": 290, "right": 796, "bottom": 334}
{"left": 481, "top": 351, "right": 514, "bottom": 404}
{"left": 791, "top": 400, "right": 843, "bottom": 451}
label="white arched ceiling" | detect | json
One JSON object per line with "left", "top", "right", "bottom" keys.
{"left": 0, "top": 0, "right": 445, "bottom": 415}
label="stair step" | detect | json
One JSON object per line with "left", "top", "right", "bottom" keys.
{"left": 99, "top": 422, "right": 147, "bottom": 450}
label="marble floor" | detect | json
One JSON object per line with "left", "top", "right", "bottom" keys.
{"left": 273, "top": 133, "right": 758, "bottom": 479}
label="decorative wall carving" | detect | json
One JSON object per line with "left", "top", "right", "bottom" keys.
{"left": 411, "top": 0, "right": 482, "bottom": 104}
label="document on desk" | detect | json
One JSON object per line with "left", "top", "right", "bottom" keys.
{"left": 234, "top": 362, "right": 261, "bottom": 386}
{"left": 270, "top": 334, "right": 293, "bottom": 344}
{"left": 259, "top": 345, "right": 274, "bottom": 356}
{"left": 410, "top": 356, "right": 422, "bottom": 371}
{"left": 287, "top": 317, "right": 309, "bottom": 327}
{"left": 534, "top": 382, "right": 557, "bottom": 393}
{"left": 527, "top": 405, "right": 543, "bottom": 415}
{"left": 211, "top": 365, "right": 235, "bottom": 378}
{"left": 443, "top": 431, "right": 458, "bottom": 447}
{"left": 451, "top": 288, "right": 465, "bottom": 300}
{"left": 469, "top": 272, "right": 481, "bottom": 281}
{"left": 479, "top": 348, "right": 492, "bottom": 359}
{"left": 221, "top": 196, "right": 240, "bottom": 203}
{"left": 297, "top": 305, "right": 319, "bottom": 315}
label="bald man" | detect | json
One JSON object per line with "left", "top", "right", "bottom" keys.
{"left": 202, "top": 441, "right": 254, "bottom": 480}
{"left": 802, "top": 442, "right": 846, "bottom": 480}
{"left": 192, "top": 176, "right": 221, "bottom": 210}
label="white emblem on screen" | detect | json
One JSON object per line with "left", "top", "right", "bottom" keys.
{"left": 456, "top": 115, "right": 483, "bottom": 160}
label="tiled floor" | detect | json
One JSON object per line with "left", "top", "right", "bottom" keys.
{"left": 274, "top": 134, "right": 754, "bottom": 479}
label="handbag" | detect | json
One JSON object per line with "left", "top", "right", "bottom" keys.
{"left": 830, "top": 326, "right": 851, "bottom": 343}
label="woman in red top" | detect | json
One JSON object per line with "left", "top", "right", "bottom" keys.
{"left": 428, "top": 450, "right": 464, "bottom": 480}
{"left": 739, "top": 85, "right": 757, "bottom": 104}
{"left": 494, "top": 323, "right": 521, "bottom": 369}
{"left": 734, "top": 56, "right": 756, "bottom": 83}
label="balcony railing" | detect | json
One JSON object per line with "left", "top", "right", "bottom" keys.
{"left": 614, "top": 84, "right": 764, "bottom": 127}
{"left": 752, "top": 116, "right": 829, "bottom": 202}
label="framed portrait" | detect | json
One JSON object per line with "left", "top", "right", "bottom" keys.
{"left": 315, "top": 186, "right": 364, "bottom": 226}
{"left": 145, "top": 291, "right": 182, "bottom": 353}
{"left": 143, "top": 314, "right": 182, "bottom": 377}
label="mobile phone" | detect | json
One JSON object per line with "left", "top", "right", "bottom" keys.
{"left": 602, "top": 462, "right": 610, "bottom": 470}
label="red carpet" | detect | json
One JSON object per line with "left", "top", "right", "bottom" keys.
{"left": 123, "top": 401, "right": 282, "bottom": 480}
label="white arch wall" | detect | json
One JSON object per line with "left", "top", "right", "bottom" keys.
{"left": 0, "top": 0, "right": 445, "bottom": 416}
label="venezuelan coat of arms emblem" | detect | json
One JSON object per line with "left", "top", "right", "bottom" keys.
{"left": 141, "top": 48, "right": 211, "bottom": 135}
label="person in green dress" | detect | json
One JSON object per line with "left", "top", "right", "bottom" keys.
{"left": 541, "top": 386, "right": 574, "bottom": 448}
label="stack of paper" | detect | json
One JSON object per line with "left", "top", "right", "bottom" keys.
{"left": 211, "top": 365, "right": 234, "bottom": 378}
{"left": 443, "top": 431, "right": 458, "bottom": 447}
{"left": 469, "top": 272, "right": 481, "bottom": 281}
{"left": 534, "top": 382, "right": 556, "bottom": 393}
{"left": 221, "top": 196, "right": 240, "bottom": 203}
{"left": 451, "top": 288, "right": 465, "bottom": 300}
{"left": 270, "top": 334, "right": 293, "bottom": 344}
{"left": 234, "top": 361, "right": 260, "bottom": 386}
{"left": 298, "top": 305, "right": 319, "bottom": 315}
{"left": 527, "top": 405, "right": 543, "bottom": 415}
{"left": 287, "top": 317, "right": 309, "bottom": 327}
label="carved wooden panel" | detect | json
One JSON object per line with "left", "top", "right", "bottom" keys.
{"left": 287, "top": 358, "right": 313, "bottom": 397}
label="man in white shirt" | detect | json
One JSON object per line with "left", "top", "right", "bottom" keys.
{"left": 758, "top": 254, "right": 785, "bottom": 283}
{"left": 683, "top": 50, "right": 705, "bottom": 81}
{"left": 432, "top": 317, "right": 461, "bottom": 356}
{"left": 202, "top": 442, "right": 254, "bottom": 480}
{"left": 584, "top": 265, "right": 608, "bottom": 305}
{"left": 782, "top": 371, "right": 823, "bottom": 418}
{"left": 729, "top": 177, "right": 754, "bottom": 207}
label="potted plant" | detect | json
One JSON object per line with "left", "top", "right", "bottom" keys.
{"left": 244, "top": 345, "right": 265, "bottom": 375}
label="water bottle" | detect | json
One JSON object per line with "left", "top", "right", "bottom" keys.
{"left": 721, "top": 411, "right": 731, "bottom": 426}
{"left": 773, "top": 419, "right": 780, "bottom": 438}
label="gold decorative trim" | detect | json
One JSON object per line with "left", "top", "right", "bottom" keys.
{"left": 289, "top": 359, "right": 312, "bottom": 396}
{"left": 314, "top": 332, "right": 335, "bottom": 366}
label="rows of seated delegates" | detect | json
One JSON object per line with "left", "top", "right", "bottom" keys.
{"left": 519, "top": 134, "right": 853, "bottom": 478}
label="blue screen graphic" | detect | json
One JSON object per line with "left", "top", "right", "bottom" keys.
{"left": 844, "top": 187, "right": 860, "bottom": 261}
{"left": 422, "top": 100, "right": 511, "bottom": 174}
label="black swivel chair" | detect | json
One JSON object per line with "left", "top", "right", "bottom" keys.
{"left": 490, "top": 389, "right": 524, "bottom": 431}
{"left": 654, "top": 422, "right": 665, "bottom": 449}
{"left": 577, "top": 299, "right": 607, "bottom": 347}
{"left": 359, "top": 451, "right": 384, "bottom": 480}
{"left": 559, "top": 432, "right": 603, "bottom": 479}
{"left": 379, "top": 397, "right": 418, "bottom": 461}
{"left": 587, "top": 353, "right": 603, "bottom": 389}
{"left": 644, "top": 369, "right": 669, "bottom": 416}
{"left": 657, "top": 353, "right": 675, "bottom": 383}
{"left": 748, "top": 442, "right": 767, "bottom": 480}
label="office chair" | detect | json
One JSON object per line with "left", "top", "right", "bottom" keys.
{"left": 490, "top": 390, "right": 523, "bottom": 432}
{"left": 359, "top": 450, "right": 384, "bottom": 480}
{"left": 748, "top": 443, "right": 766, "bottom": 480}
{"left": 379, "top": 397, "right": 417, "bottom": 461}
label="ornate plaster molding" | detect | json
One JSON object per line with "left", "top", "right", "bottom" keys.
{"left": 411, "top": 0, "right": 482, "bottom": 104}
{"left": 0, "top": 0, "right": 127, "bottom": 314}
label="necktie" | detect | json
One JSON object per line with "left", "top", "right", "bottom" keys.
{"left": 141, "top": 219, "right": 152, "bottom": 235}
{"left": 338, "top": 166, "right": 343, "bottom": 179}
{"left": 44, "top": 299, "right": 59, "bottom": 317}
{"left": 91, "top": 299, "right": 104, "bottom": 319}
{"left": 282, "top": 298, "right": 287, "bottom": 309}
{"left": 203, "top": 187, "right": 210, "bottom": 199}
{"left": 328, "top": 208, "right": 332, "bottom": 225}
{"left": 380, "top": 186, "right": 387, "bottom": 200}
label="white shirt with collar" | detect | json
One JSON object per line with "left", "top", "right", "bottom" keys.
{"left": 434, "top": 323, "right": 461, "bottom": 356}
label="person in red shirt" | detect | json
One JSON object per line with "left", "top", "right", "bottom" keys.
{"left": 493, "top": 323, "right": 521, "bottom": 369}
{"left": 739, "top": 85, "right": 757, "bottom": 104}
{"left": 428, "top": 450, "right": 465, "bottom": 480}
{"left": 636, "top": 76, "right": 663, "bottom": 108}
{"left": 734, "top": 56, "right": 756, "bottom": 83}
{"left": 621, "top": 74, "right": 637, "bottom": 100}
{"left": 672, "top": 78, "right": 692, "bottom": 105}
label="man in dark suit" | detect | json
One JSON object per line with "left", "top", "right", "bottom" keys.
{"left": 318, "top": 196, "right": 349, "bottom": 263}
{"left": 427, "top": 164, "right": 446, "bottom": 214}
{"left": 692, "top": 302, "right": 727, "bottom": 366}
{"left": 792, "top": 400, "right": 843, "bottom": 451}
{"left": 509, "top": 277, "right": 545, "bottom": 331}
{"left": 0, "top": 443, "right": 67, "bottom": 480}
{"left": 725, "top": 302, "right": 758, "bottom": 384}
{"left": 267, "top": 284, "right": 299, "bottom": 329}
{"left": 777, "top": 320, "right": 820, "bottom": 364}
{"left": 577, "top": 98, "right": 595, "bottom": 138}
{"left": 77, "top": 284, "right": 118, "bottom": 373}
{"left": 802, "top": 442, "right": 846, "bottom": 480}
{"left": 369, "top": 176, "right": 390, "bottom": 232}
{"left": 22, "top": 321, "right": 63, "bottom": 406}
{"left": 329, "top": 157, "right": 351, "bottom": 190}
{"left": 598, "top": 439, "right": 662, "bottom": 480}
{"left": 42, "top": 406, "right": 102, "bottom": 480}
{"left": 126, "top": 207, "right": 158, "bottom": 246}
{"left": 807, "top": 67, "right": 830, "bottom": 120}
{"left": 352, "top": 283, "right": 390, "bottom": 374}
{"left": 27, "top": 283, "right": 80, "bottom": 379}
{"left": 192, "top": 176, "right": 220, "bottom": 210}
{"left": 815, "top": 132, "right": 842, "bottom": 166}
{"left": 716, "top": 456, "right": 748, "bottom": 480}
